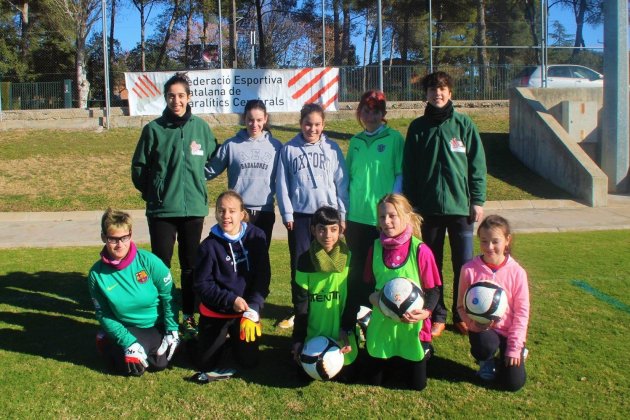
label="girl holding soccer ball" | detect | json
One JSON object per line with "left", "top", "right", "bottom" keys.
{"left": 457, "top": 215, "right": 530, "bottom": 391}
{"left": 363, "top": 193, "right": 441, "bottom": 391}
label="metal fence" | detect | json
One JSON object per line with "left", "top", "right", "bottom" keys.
{"left": 1, "top": 80, "right": 72, "bottom": 111}
{"left": 1, "top": 65, "right": 526, "bottom": 111}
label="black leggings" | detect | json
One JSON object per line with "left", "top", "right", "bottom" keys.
{"left": 469, "top": 329, "right": 527, "bottom": 391}
{"left": 148, "top": 216, "right": 205, "bottom": 316}
{"left": 246, "top": 209, "right": 275, "bottom": 249}
{"left": 367, "top": 355, "right": 427, "bottom": 391}
{"left": 196, "top": 316, "right": 260, "bottom": 372}
{"left": 96, "top": 327, "right": 168, "bottom": 376}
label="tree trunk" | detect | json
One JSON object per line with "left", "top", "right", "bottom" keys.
{"left": 76, "top": 33, "right": 90, "bottom": 109}
{"left": 523, "top": 0, "right": 539, "bottom": 64}
{"left": 155, "top": 0, "right": 180, "bottom": 70}
{"left": 109, "top": 0, "right": 116, "bottom": 75}
{"left": 184, "top": 0, "right": 193, "bottom": 67}
{"left": 332, "top": 0, "right": 341, "bottom": 65}
{"left": 476, "top": 0, "right": 489, "bottom": 93}
{"left": 20, "top": 1, "right": 30, "bottom": 60}
{"left": 342, "top": 1, "right": 351, "bottom": 65}
{"left": 140, "top": 3, "right": 146, "bottom": 71}
{"left": 572, "top": 0, "right": 587, "bottom": 57}
{"left": 255, "top": 0, "right": 266, "bottom": 67}
{"left": 434, "top": 0, "right": 444, "bottom": 66}
{"left": 230, "top": 0, "right": 237, "bottom": 68}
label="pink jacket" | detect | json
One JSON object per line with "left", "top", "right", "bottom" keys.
{"left": 457, "top": 255, "right": 530, "bottom": 359}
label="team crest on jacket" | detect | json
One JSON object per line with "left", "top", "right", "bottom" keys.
{"left": 377, "top": 144, "right": 386, "bottom": 152}
{"left": 190, "top": 141, "right": 204, "bottom": 156}
{"left": 135, "top": 270, "right": 149, "bottom": 283}
{"left": 449, "top": 138, "right": 466, "bottom": 153}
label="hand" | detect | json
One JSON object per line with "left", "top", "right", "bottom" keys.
{"left": 470, "top": 204, "right": 484, "bottom": 223}
{"left": 401, "top": 308, "right": 430, "bottom": 324}
{"left": 240, "top": 309, "right": 262, "bottom": 342}
{"left": 338, "top": 329, "right": 352, "bottom": 354}
{"left": 505, "top": 356, "right": 521, "bottom": 367}
{"left": 125, "top": 342, "right": 148, "bottom": 375}
{"left": 291, "top": 342, "right": 303, "bottom": 364}
{"left": 156, "top": 331, "right": 180, "bottom": 361}
{"left": 232, "top": 296, "right": 249, "bottom": 313}
{"left": 285, "top": 221, "right": 294, "bottom": 231}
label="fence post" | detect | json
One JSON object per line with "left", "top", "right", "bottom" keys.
{"left": 64, "top": 79, "right": 72, "bottom": 108}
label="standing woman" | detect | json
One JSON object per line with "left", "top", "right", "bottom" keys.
{"left": 131, "top": 72, "right": 217, "bottom": 338}
{"left": 205, "top": 99, "right": 282, "bottom": 249}
{"left": 341, "top": 90, "right": 405, "bottom": 333}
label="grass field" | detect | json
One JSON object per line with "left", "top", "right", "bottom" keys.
{"left": 1, "top": 231, "right": 629, "bottom": 418}
{"left": 0, "top": 114, "right": 569, "bottom": 212}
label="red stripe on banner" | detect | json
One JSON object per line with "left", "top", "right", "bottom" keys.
{"left": 138, "top": 78, "right": 158, "bottom": 97}
{"left": 288, "top": 68, "right": 313, "bottom": 87}
{"left": 304, "top": 75, "right": 340, "bottom": 104}
{"left": 133, "top": 82, "right": 149, "bottom": 98}
{"left": 141, "top": 75, "right": 160, "bottom": 95}
{"left": 131, "top": 87, "right": 145, "bottom": 99}
{"left": 291, "top": 67, "right": 332, "bottom": 100}
{"left": 322, "top": 93, "right": 338, "bottom": 110}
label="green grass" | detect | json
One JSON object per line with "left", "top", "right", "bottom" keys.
{"left": 1, "top": 232, "right": 629, "bottom": 418}
{"left": 0, "top": 114, "right": 568, "bottom": 212}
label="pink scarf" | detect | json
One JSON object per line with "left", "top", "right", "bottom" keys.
{"left": 100, "top": 241, "right": 138, "bottom": 270}
{"left": 379, "top": 225, "right": 413, "bottom": 268}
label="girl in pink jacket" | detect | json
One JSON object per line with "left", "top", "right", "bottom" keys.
{"left": 457, "top": 215, "right": 529, "bottom": 391}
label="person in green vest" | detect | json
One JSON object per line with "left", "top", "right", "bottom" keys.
{"left": 88, "top": 208, "right": 180, "bottom": 376}
{"left": 291, "top": 206, "right": 358, "bottom": 382}
{"left": 364, "top": 194, "right": 441, "bottom": 391}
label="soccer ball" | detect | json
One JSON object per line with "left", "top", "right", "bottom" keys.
{"left": 300, "top": 336, "right": 344, "bottom": 381}
{"left": 464, "top": 281, "right": 508, "bottom": 324}
{"left": 378, "top": 277, "right": 424, "bottom": 321}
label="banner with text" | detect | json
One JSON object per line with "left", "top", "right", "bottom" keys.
{"left": 124, "top": 68, "right": 339, "bottom": 116}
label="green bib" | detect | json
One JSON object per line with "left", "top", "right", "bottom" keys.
{"left": 366, "top": 237, "right": 424, "bottom": 361}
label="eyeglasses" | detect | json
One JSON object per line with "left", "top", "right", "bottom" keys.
{"left": 105, "top": 233, "right": 131, "bottom": 245}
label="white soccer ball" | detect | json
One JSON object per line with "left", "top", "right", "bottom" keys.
{"left": 378, "top": 277, "right": 424, "bottom": 321}
{"left": 464, "top": 281, "right": 508, "bottom": 324}
{"left": 300, "top": 336, "right": 344, "bottom": 381}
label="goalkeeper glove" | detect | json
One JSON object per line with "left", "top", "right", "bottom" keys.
{"left": 125, "top": 342, "right": 148, "bottom": 376}
{"left": 157, "top": 331, "right": 180, "bottom": 361}
{"left": 240, "top": 309, "right": 262, "bottom": 343}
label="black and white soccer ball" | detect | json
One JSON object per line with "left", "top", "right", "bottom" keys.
{"left": 464, "top": 281, "right": 508, "bottom": 324}
{"left": 300, "top": 336, "right": 344, "bottom": 381}
{"left": 378, "top": 277, "right": 424, "bottom": 321}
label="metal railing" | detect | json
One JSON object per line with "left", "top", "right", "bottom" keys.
{"left": 1, "top": 80, "right": 72, "bottom": 110}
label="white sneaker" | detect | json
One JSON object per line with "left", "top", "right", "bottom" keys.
{"left": 278, "top": 315, "right": 295, "bottom": 329}
{"left": 477, "top": 358, "right": 496, "bottom": 381}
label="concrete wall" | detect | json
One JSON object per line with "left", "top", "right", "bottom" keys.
{"left": 509, "top": 88, "right": 608, "bottom": 207}
{"left": 0, "top": 100, "right": 508, "bottom": 130}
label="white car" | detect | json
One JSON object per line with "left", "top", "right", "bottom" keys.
{"left": 511, "top": 65, "right": 603, "bottom": 88}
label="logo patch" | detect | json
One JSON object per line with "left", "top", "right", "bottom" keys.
{"left": 449, "top": 138, "right": 466, "bottom": 153}
{"left": 190, "top": 141, "right": 204, "bottom": 156}
{"left": 136, "top": 270, "right": 149, "bottom": 284}
{"left": 377, "top": 144, "right": 386, "bottom": 153}
{"left": 163, "top": 273, "right": 172, "bottom": 285}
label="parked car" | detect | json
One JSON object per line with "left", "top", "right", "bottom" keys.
{"left": 511, "top": 65, "right": 603, "bottom": 88}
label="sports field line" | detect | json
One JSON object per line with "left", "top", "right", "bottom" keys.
{"left": 571, "top": 280, "right": 630, "bottom": 314}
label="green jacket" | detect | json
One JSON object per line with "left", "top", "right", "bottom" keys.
{"left": 347, "top": 126, "right": 404, "bottom": 226}
{"left": 402, "top": 111, "right": 486, "bottom": 217}
{"left": 131, "top": 114, "right": 217, "bottom": 218}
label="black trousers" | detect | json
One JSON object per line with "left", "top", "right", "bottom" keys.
{"left": 148, "top": 216, "right": 205, "bottom": 316}
{"left": 287, "top": 213, "right": 314, "bottom": 306}
{"left": 469, "top": 329, "right": 527, "bottom": 391}
{"left": 96, "top": 327, "right": 168, "bottom": 376}
{"left": 366, "top": 355, "right": 428, "bottom": 391}
{"left": 246, "top": 209, "right": 275, "bottom": 250}
{"left": 420, "top": 215, "right": 474, "bottom": 324}
{"left": 196, "top": 316, "right": 260, "bottom": 372}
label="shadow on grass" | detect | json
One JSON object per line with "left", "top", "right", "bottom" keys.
{"left": 0, "top": 270, "right": 105, "bottom": 371}
{"left": 481, "top": 132, "right": 572, "bottom": 200}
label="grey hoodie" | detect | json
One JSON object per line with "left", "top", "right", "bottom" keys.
{"left": 206, "top": 129, "right": 282, "bottom": 211}
{"left": 276, "top": 133, "right": 348, "bottom": 223}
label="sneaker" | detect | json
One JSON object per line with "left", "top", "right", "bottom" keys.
{"left": 181, "top": 316, "right": 198, "bottom": 340}
{"left": 187, "top": 368, "right": 236, "bottom": 384}
{"left": 278, "top": 315, "right": 295, "bottom": 329}
{"left": 477, "top": 358, "right": 496, "bottom": 381}
{"left": 430, "top": 322, "right": 446, "bottom": 337}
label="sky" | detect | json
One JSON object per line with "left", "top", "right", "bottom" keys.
{"left": 108, "top": 3, "right": 605, "bottom": 63}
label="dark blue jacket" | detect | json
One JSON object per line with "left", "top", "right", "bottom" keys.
{"left": 194, "top": 223, "right": 270, "bottom": 314}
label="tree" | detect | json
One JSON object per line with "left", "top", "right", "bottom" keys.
{"left": 155, "top": 0, "right": 182, "bottom": 70}
{"left": 555, "top": 0, "right": 603, "bottom": 57}
{"left": 131, "top": 0, "right": 159, "bottom": 70}
{"left": 46, "top": 0, "right": 101, "bottom": 108}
